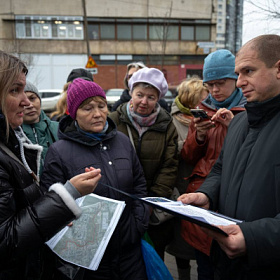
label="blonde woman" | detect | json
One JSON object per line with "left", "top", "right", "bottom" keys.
{"left": 167, "top": 77, "right": 208, "bottom": 280}
{"left": 50, "top": 83, "right": 69, "bottom": 121}
{"left": 0, "top": 50, "right": 101, "bottom": 279}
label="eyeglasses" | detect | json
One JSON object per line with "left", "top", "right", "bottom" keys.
{"left": 126, "top": 73, "right": 133, "bottom": 80}
{"left": 204, "top": 79, "right": 227, "bottom": 89}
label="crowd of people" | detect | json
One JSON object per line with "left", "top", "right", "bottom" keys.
{"left": 0, "top": 34, "right": 279, "bottom": 280}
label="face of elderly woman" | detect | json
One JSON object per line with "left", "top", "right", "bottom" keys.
{"left": 131, "top": 85, "right": 159, "bottom": 116}
{"left": 6, "top": 72, "right": 30, "bottom": 129}
{"left": 76, "top": 98, "right": 108, "bottom": 133}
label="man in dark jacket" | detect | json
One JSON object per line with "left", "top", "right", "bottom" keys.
{"left": 178, "top": 34, "right": 280, "bottom": 280}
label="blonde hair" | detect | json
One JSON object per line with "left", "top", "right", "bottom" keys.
{"left": 177, "top": 77, "right": 208, "bottom": 109}
{"left": 0, "top": 51, "right": 28, "bottom": 137}
{"left": 50, "top": 82, "right": 70, "bottom": 120}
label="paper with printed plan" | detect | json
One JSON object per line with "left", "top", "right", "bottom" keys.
{"left": 46, "top": 194, "right": 126, "bottom": 271}
{"left": 142, "top": 197, "right": 242, "bottom": 235}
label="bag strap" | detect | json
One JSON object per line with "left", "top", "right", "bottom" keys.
{"left": 0, "top": 142, "right": 39, "bottom": 183}
{"left": 126, "top": 124, "right": 136, "bottom": 150}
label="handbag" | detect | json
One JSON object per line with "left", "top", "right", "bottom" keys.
{"left": 149, "top": 187, "right": 180, "bottom": 226}
{"left": 141, "top": 239, "right": 173, "bottom": 280}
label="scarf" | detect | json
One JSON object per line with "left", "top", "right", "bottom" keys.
{"left": 127, "top": 99, "right": 160, "bottom": 136}
{"left": 173, "top": 96, "right": 193, "bottom": 126}
{"left": 174, "top": 96, "right": 193, "bottom": 116}
{"left": 209, "top": 88, "right": 243, "bottom": 110}
{"left": 75, "top": 121, "right": 109, "bottom": 141}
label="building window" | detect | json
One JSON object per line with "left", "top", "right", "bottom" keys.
{"left": 87, "top": 18, "right": 210, "bottom": 42}
{"left": 181, "top": 26, "right": 194, "bottom": 40}
{"left": 88, "top": 24, "right": 99, "bottom": 39}
{"left": 100, "top": 24, "right": 115, "bottom": 39}
{"left": 132, "top": 24, "right": 147, "bottom": 40}
{"left": 149, "top": 24, "right": 178, "bottom": 40}
{"left": 149, "top": 25, "right": 163, "bottom": 40}
{"left": 195, "top": 26, "right": 210, "bottom": 40}
{"left": 15, "top": 15, "right": 83, "bottom": 40}
{"left": 117, "top": 24, "right": 131, "bottom": 40}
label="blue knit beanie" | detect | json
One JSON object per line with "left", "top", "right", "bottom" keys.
{"left": 203, "top": 49, "right": 238, "bottom": 83}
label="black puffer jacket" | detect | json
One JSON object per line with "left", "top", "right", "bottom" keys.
{"left": 40, "top": 116, "right": 149, "bottom": 280}
{"left": 0, "top": 114, "right": 78, "bottom": 280}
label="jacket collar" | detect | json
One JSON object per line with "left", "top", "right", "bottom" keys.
{"left": 245, "top": 93, "right": 280, "bottom": 128}
{"left": 117, "top": 102, "right": 172, "bottom": 132}
{"left": 58, "top": 115, "right": 117, "bottom": 146}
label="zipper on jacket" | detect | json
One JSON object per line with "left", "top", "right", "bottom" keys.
{"left": 32, "top": 127, "right": 39, "bottom": 144}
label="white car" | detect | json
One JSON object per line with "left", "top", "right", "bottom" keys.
{"left": 39, "top": 89, "right": 62, "bottom": 112}
{"left": 106, "top": 88, "right": 123, "bottom": 111}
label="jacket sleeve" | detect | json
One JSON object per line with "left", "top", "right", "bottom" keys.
{"left": 181, "top": 120, "right": 208, "bottom": 165}
{"left": 0, "top": 165, "right": 77, "bottom": 269}
{"left": 240, "top": 215, "right": 280, "bottom": 268}
{"left": 197, "top": 147, "right": 223, "bottom": 210}
{"left": 150, "top": 122, "right": 179, "bottom": 198}
{"left": 131, "top": 147, "right": 150, "bottom": 236}
{"left": 40, "top": 143, "right": 69, "bottom": 191}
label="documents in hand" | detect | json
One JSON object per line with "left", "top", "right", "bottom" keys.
{"left": 46, "top": 194, "right": 126, "bottom": 271}
{"left": 142, "top": 197, "right": 242, "bottom": 236}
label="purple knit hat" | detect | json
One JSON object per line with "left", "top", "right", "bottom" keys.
{"left": 67, "top": 78, "right": 106, "bottom": 119}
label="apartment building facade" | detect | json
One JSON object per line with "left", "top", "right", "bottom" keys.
{"left": 0, "top": 0, "right": 243, "bottom": 90}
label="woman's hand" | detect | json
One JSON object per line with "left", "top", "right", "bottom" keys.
{"left": 193, "top": 117, "right": 215, "bottom": 142}
{"left": 211, "top": 108, "right": 234, "bottom": 127}
{"left": 70, "top": 167, "right": 101, "bottom": 196}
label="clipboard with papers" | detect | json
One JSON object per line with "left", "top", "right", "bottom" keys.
{"left": 141, "top": 197, "right": 243, "bottom": 236}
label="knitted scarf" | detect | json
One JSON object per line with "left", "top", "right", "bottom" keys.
{"left": 174, "top": 96, "right": 193, "bottom": 116}
{"left": 209, "top": 88, "right": 243, "bottom": 110}
{"left": 127, "top": 99, "right": 160, "bottom": 137}
{"left": 173, "top": 96, "right": 193, "bottom": 126}
{"left": 75, "top": 121, "right": 109, "bottom": 141}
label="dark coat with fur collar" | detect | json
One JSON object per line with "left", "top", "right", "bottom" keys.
{"left": 40, "top": 116, "right": 149, "bottom": 280}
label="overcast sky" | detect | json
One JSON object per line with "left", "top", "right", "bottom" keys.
{"left": 242, "top": 0, "right": 280, "bottom": 44}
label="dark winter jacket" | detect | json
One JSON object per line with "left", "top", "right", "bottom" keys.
{"left": 40, "top": 116, "right": 149, "bottom": 280}
{"left": 109, "top": 103, "right": 178, "bottom": 198}
{"left": 0, "top": 113, "right": 81, "bottom": 280}
{"left": 199, "top": 93, "right": 280, "bottom": 279}
{"left": 22, "top": 110, "right": 59, "bottom": 175}
{"left": 112, "top": 89, "right": 170, "bottom": 112}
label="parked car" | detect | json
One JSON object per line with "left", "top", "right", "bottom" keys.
{"left": 39, "top": 89, "right": 63, "bottom": 112}
{"left": 106, "top": 88, "right": 123, "bottom": 111}
{"left": 164, "top": 90, "right": 175, "bottom": 111}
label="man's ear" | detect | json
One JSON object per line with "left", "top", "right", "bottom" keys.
{"left": 276, "top": 60, "right": 280, "bottom": 79}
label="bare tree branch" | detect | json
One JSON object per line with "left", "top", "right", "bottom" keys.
{"left": 245, "top": 0, "right": 280, "bottom": 19}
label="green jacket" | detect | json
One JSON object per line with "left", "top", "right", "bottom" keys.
{"left": 22, "top": 110, "right": 59, "bottom": 175}
{"left": 109, "top": 103, "right": 178, "bottom": 197}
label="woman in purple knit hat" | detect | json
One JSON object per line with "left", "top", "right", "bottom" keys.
{"left": 40, "top": 78, "right": 149, "bottom": 280}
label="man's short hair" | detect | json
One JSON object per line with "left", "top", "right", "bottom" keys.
{"left": 240, "top": 35, "right": 280, "bottom": 68}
